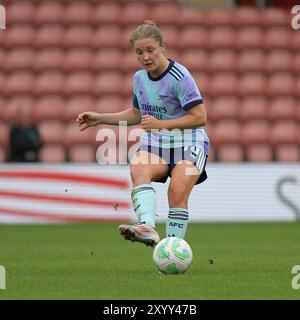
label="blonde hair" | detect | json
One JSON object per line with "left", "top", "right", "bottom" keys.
{"left": 130, "top": 20, "right": 163, "bottom": 46}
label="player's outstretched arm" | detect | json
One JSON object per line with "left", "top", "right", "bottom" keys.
{"left": 77, "top": 107, "right": 141, "bottom": 131}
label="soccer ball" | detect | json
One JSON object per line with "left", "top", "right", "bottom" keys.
{"left": 152, "top": 237, "right": 193, "bottom": 274}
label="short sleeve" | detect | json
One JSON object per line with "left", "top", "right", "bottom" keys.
{"left": 132, "top": 74, "right": 140, "bottom": 109}
{"left": 132, "top": 94, "right": 140, "bottom": 109}
{"left": 176, "top": 75, "right": 203, "bottom": 111}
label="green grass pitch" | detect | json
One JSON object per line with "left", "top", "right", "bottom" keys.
{"left": 0, "top": 222, "right": 299, "bottom": 300}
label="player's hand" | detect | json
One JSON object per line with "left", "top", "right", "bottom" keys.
{"left": 76, "top": 111, "right": 101, "bottom": 131}
{"left": 141, "top": 115, "right": 161, "bottom": 132}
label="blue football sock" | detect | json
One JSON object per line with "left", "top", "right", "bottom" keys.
{"left": 166, "top": 208, "right": 189, "bottom": 239}
{"left": 131, "top": 184, "right": 156, "bottom": 228}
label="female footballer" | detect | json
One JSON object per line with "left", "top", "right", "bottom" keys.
{"left": 77, "top": 21, "right": 210, "bottom": 247}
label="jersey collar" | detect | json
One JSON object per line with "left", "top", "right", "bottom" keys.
{"left": 147, "top": 59, "right": 175, "bottom": 81}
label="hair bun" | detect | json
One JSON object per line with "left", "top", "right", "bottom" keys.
{"left": 143, "top": 20, "right": 156, "bottom": 26}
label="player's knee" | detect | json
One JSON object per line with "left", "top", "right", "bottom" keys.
{"left": 168, "top": 185, "right": 188, "bottom": 206}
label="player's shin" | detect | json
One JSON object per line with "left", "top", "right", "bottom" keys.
{"left": 166, "top": 208, "right": 189, "bottom": 239}
{"left": 131, "top": 184, "right": 156, "bottom": 228}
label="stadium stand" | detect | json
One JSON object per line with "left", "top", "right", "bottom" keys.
{"left": 39, "top": 144, "right": 66, "bottom": 163}
{"left": 0, "top": 1, "right": 299, "bottom": 163}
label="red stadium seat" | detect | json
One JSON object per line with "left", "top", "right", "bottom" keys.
{"left": 264, "top": 27, "right": 292, "bottom": 49}
{"left": 121, "top": 50, "right": 141, "bottom": 73}
{"left": 34, "top": 96, "right": 66, "bottom": 122}
{"left": 0, "top": 29, "right": 6, "bottom": 49}
{"left": 120, "top": 73, "right": 134, "bottom": 98}
{"left": 181, "top": 50, "right": 209, "bottom": 73}
{"left": 121, "top": 0, "right": 177, "bottom": 3}
{"left": 119, "top": 27, "right": 136, "bottom": 49}
{"left": 64, "top": 72, "right": 94, "bottom": 96}
{"left": 39, "top": 120, "right": 65, "bottom": 144}
{"left": 239, "top": 73, "right": 267, "bottom": 96}
{"left": 206, "top": 9, "right": 233, "bottom": 27}
{"left": 189, "top": 72, "right": 210, "bottom": 96}
{"left": 0, "top": 49, "right": 5, "bottom": 68}
{"left": 246, "top": 144, "right": 273, "bottom": 162}
{"left": 234, "top": 8, "right": 261, "bottom": 27}
{"left": 178, "top": 8, "right": 206, "bottom": 28}
{"left": 261, "top": 8, "right": 289, "bottom": 28}
{"left": 208, "top": 27, "right": 236, "bottom": 49}
{"left": 123, "top": 96, "right": 135, "bottom": 109}
{"left": 236, "top": 27, "right": 264, "bottom": 49}
{"left": 93, "top": 26, "right": 122, "bottom": 49}
{"left": 242, "top": 120, "right": 271, "bottom": 145}
{"left": 64, "top": 49, "right": 94, "bottom": 71}
{"left": 121, "top": 3, "right": 150, "bottom": 27}
{"left": 270, "top": 121, "right": 298, "bottom": 145}
{"left": 294, "top": 52, "right": 300, "bottom": 73}
{"left": 35, "top": 25, "right": 65, "bottom": 48}
{"left": 213, "top": 120, "right": 242, "bottom": 146}
{"left": 93, "top": 3, "right": 122, "bottom": 25}
{"left": 268, "top": 72, "right": 296, "bottom": 97}
{"left": 217, "top": 144, "right": 244, "bottom": 162}
{"left": 210, "top": 73, "right": 239, "bottom": 96}
{"left": 64, "top": 96, "right": 95, "bottom": 122}
{"left": 292, "top": 31, "right": 300, "bottom": 50}
{"left": 296, "top": 76, "right": 300, "bottom": 99}
{"left": 0, "top": 73, "right": 3, "bottom": 96}
{"left": 34, "top": 48, "right": 65, "bottom": 71}
{"left": 35, "top": 72, "right": 65, "bottom": 95}
{"left": 178, "top": 27, "right": 208, "bottom": 50}
{"left": 6, "top": 25, "right": 35, "bottom": 48}
{"left": 94, "top": 96, "right": 125, "bottom": 114}
{"left": 64, "top": 122, "right": 95, "bottom": 147}
{"left": 150, "top": 4, "right": 180, "bottom": 26}
{"left": 210, "top": 96, "right": 240, "bottom": 121}
{"left": 68, "top": 144, "right": 96, "bottom": 163}
{"left": 5, "top": 48, "right": 35, "bottom": 72}
{"left": 239, "top": 97, "right": 269, "bottom": 121}
{"left": 35, "top": 2, "right": 65, "bottom": 25}
{"left": 265, "top": 50, "right": 293, "bottom": 73}
{"left": 5, "top": 71, "right": 34, "bottom": 96}
{"left": 0, "top": 123, "right": 9, "bottom": 148}
{"left": 0, "top": 146, "right": 6, "bottom": 163}
{"left": 269, "top": 97, "right": 297, "bottom": 121}
{"left": 93, "top": 72, "right": 123, "bottom": 96}
{"left": 64, "top": 1, "right": 92, "bottom": 25}
{"left": 8, "top": 1, "right": 35, "bottom": 24}
{"left": 165, "top": 49, "right": 182, "bottom": 62}
{"left": 64, "top": 26, "right": 94, "bottom": 48}
{"left": 159, "top": 26, "right": 180, "bottom": 50}
{"left": 94, "top": 49, "right": 123, "bottom": 72}
{"left": 4, "top": 97, "right": 34, "bottom": 122}
{"left": 208, "top": 50, "right": 237, "bottom": 73}
{"left": 237, "top": 50, "right": 265, "bottom": 73}
{"left": 40, "top": 144, "right": 66, "bottom": 163}
{"left": 0, "top": 98, "right": 4, "bottom": 119}
{"left": 274, "top": 145, "right": 300, "bottom": 162}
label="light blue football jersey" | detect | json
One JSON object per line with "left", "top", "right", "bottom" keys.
{"left": 132, "top": 60, "right": 210, "bottom": 154}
